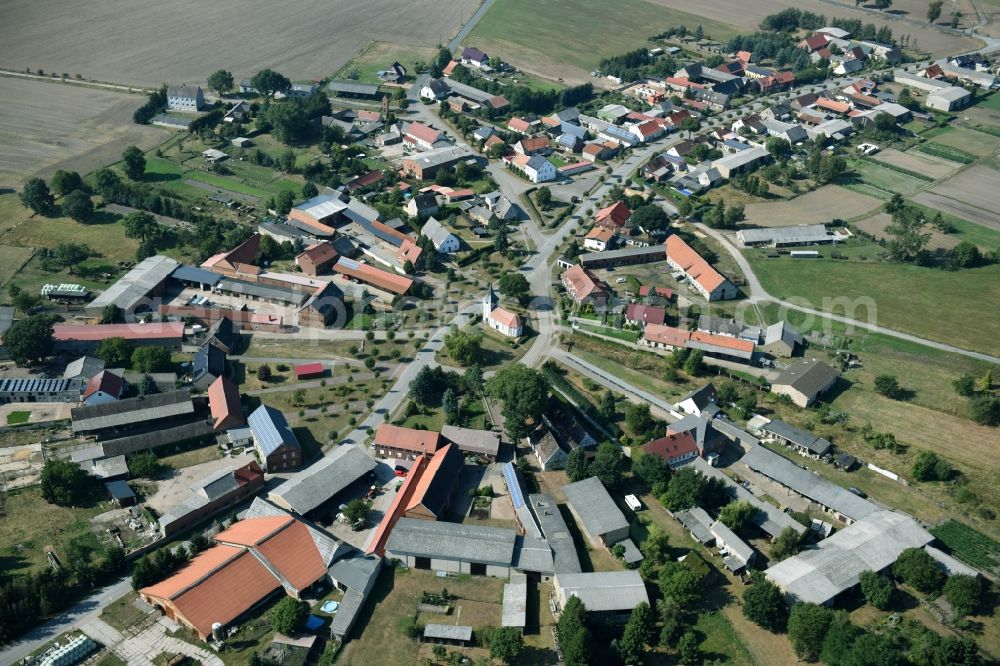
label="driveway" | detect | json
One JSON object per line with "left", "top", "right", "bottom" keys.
{"left": 82, "top": 615, "right": 223, "bottom": 666}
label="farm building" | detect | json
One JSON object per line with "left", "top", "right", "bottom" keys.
{"left": 400, "top": 444, "right": 464, "bottom": 521}
{"left": 770, "top": 359, "right": 840, "bottom": 407}
{"left": 400, "top": 146, "right": 479, "bottom": 180}
{"left": 157, "top": 462, "right": 265, "bottom": 537}
{"left": 86, "top": 255, "right": 181, "bottom": 315}
{"left": 577, "top": 244, "right": 666, "bottom": 270}
{"left": 333, "top": 258, "right": 412, "bottom": 296}
{"left": 207, "top": 376, "right": 244, "bottom": 432}
{"left": 167, "top": 84, "right": 204, "bottom": 112}
{"left": 295, "top": 243, "right": 339, "bottom": 276}
{"left": 502, "top": 573, "right": 528, "bottom": 631}
{"left": 441, "top": 424, "right": 500, "bottom": 460}
{"left": 760, "top": 321, "right": 804, "bottom": 357}
{"left": 562, "top": 477, "right": 633, "bottom": 550}
{"left": 248, "top": 404, "right": 301, "bottom": 472}
{"left": 765, "top": 511, "right": 934, "bottom": 605}
{"left": 665, "top": 235, "right": 736, "bottom": 301}
{"left": 53, "top": 322, "right": 185, "bottom": 355}
{"left": 192, "top": 343, "right": 226, "bottom": 391}
{"left": 384, "top": 518, "right": 517, "bottom": 577}
{"left": 267, "top": 445, "right": 376, "bottom": 517}
{"left": 294, "top": 363, "right": 326, "bottom": 380}
{"left": 553, "top": 571, "right": 649, "bottom": 622}
{"left": 736, "top": 224, "right": 839, "bottom": 248}
{"left": 709, "top": 520, "right": 756, "bottom": 572}
{"left": 71, "top": 389, "right": 198, "bottom": 439}
{"left": 528, "top": 494, "right": 582, "bottom": 573}
{"left": 327, "top": 80, "right": 380, "bottom": 98}
{"left": 761, "top": 419, "right": 832, "bottom": 458}
{"left": 82, "top": 370, "right": 125, "bottom": 406}
{"left": 372, "top": 423, "right": 442, "bottom": 460}
{"left": 742, "top": 445, "right": 877, "bottom": 523}
{"left": 0, "top": 377, "right": 84, "bottom": 404}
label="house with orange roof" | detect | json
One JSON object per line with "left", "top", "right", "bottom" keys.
{"left": 207, "top": 376, "right": 245, "bottom": 432}
{"left": 640, "top": 323, "right": 691, "bottom": 350}
{"left": 404, "top": 122, "right": 446, "bottom": 151}
{"left": 560, "top": 264, "right": 609, "bottom": 307}
{"left": 594, "top": 201, "right": 631, "bottom": 229}
{"left": 583, "top": 226, "right": 616, "bottom": 252}
{"left": 366, "top": 456, "right": 429, "bottom": 556}
{"left": 403, "top": 444, "right": 464, "bottom": 520}
{"left": 643, "top": 431, "right": 700, "bottom": 468}
{"left": 688, "top": 330, "right": 756, "bottom": 361}
{"left": 816, "top": 97, "right": 852, "bottom": 115}
{"left": 507, "top": 117, "right": 532, "bottom": 134}
{"left": 513, "top": 135, "right": 552, "bottom": 156}
{"left": 333, "top": 258, "right": 413, "bottom": 295}
{"left": 374, "top": 423, "right": 442, "bottom": 460}
{"left": 665, "top": 235, "right": 737, "bottom": 301}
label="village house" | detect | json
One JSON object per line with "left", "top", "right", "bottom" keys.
{"left": 770, "top": 359, "right": 841, "bottom": 407}
{"left": 583, "top": 226, "right": 616, "bottom": 252}
{"left": 295, "top": 242, "right": 339, "bottom": 276}
{"left": 167, "top": 84, "right": 204, "bottom": 112}
{"left": 373, "top": 423, "right": 442, "bottom": 460}
{"left": 404, "top": 122, "right": 446, "bottom": 151}
{"left": 624, "top": 303, "right": 666, "bottom": 327}
{"left": 248, "top": 404, "right": 302, "bottom": 472}
{"left": 560, "top": 265, "right": 608, "bottom": 306}
{"left": 513, "top": 135, "right": 552, "bottom": 156}
{"left": 420, "top": 217, "right": 461, "bottom": 254}
{"left": 509, "top": 154, "right": 556, "bottom": 183}
{"left": 82, "top": 371, "right": 126, "bottom": 406}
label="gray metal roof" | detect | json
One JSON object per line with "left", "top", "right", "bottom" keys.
{"left": 923, "top": 545, "right": 980, "bottom": 577}
{"left": 762, "top": 419, "right": 832, "bottom": 456}
{"left": 172, "top": 265, "right": 223, "bottom": 287}
{"left": 712, "top": 145, "right": 769, "bottom": 170}
{"left": 675, "top": 507, "right": 714, "bottom": 544}
{"left": 195, "top": 466, "right": 240, "bottom": 501}
{"left": 327, "top": 80, "right": 380, "bottom": 96}
{"left": 513, "top": 536, "right": 554, "bottom": 573}
{"left": 738, "top": 224, "right": 834, "bottom": 246}
{"left": 385, "top": 518, "right": 516, "bottom": 567}
{"left": 71, "top": 390, "right": 194, "bottom": 434}
{"left": 619, "top": 538, "right": 644, "bottom": 564}
{"left": 268, "top": 445, "right": 375, "bottom": 515}
{"left": 217, "top": 278, "right": 307, "bottom": 305}
{"left": 441, "top": 424, "right": 500, "bottom": 458}
{"left": 88, "top": 255, "right": 180, "bottom": 312}
{"left": 248, "top": 404, "right": 300, "bottom": 457}
{"left": 502, "top": 574, "right": 528, "bottom": 627}
{"left": 765, "top": 510, "right": 933, "bottom": 605}
{"left": 63, "top": 356, "right": 105, "bottom": 380}
{"left": 742, "top": 445, "right": 877, "bottom": 521}
{"left": 424, "top": 624, "right": 473, "bottom": 641}
{"left": 442, "top": 77, "right": 494, "bottom": 104}
{"left": 528, "top": 494, "right": 581, "bottom": 573}
{"left": 710, "top": 520, "right": 754, "bottom": 564}
{"left": 327, "top": 551, "right": 382, "bottom": 594}
{"left": 105, "top": 480, "right": 135, "bottom": 501}
{"left": 555, "top": 570, "right": 649, "bottom": 612}
{"left": 406, "top": 145, "right": 476, "bottom": 170}
{"left": 91, "top": 455, "right": 129, "bottom": 479}
{"left": 763, "top": 321, "right": 804, "bottom": 349}
{"left": 562, "top": 477, "right": 629, "bottom": 541}
{"left": 330, "top": 588, "right": 366, "bottom": 638}
{"left": 578, "top": 244, "right": 665, "bottom": 267}
{"left": 690, "top": 457, "right": 804, "bottom": 537}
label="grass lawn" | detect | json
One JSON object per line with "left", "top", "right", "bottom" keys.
{"left": 0, "top": 245, "right": 34, "bottom": 288}
{"left": 846, "top": 158, "right": 931, "bottom": 196}
{"left": 577, "top": 323, "right": 639, "bottom": 343}
{"left": 466, "top": 0, "right": 740, "bottom": 78}
{"left": 695, "top": 611, "right": 758, "bottom": 666}
{"left": 6, "top": 411, "right": 31, "bottom": 425}
{"left": 744, "top": 249, "right": 1000, "bottom": 355}
{"left": 157, "top": 443, "right": 224, "bottom": 470}
{"left": 337, "top": 41, "right": 439, "bottom": 84}
{"left": 978, "top": 92, "right": 1000, "bottom": 111}
{"left": 338, "top": 568, "right": 504, "bottom": 666}
{"left": 0, "top": 486, "right": 109, "bottom": 575}
{"left": 101, "top": 592, "right": 149, "bottom": 633}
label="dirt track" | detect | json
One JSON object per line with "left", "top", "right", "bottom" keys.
{"left": 0, "top": 0, "right": 478, "bottom": 88}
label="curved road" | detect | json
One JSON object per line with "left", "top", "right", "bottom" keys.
{"left": 694, "top": 223, "right": 1000, "bottom": 364}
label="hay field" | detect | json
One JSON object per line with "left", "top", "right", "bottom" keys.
{"left": 926, "top": 126, "right": 1000, "bottom": 157}
{"left": 647, "top": 0, "right": 980, "bottom": 56}
{"left": 465, "top": 0, "right": 742, "bottom": 84}
{"left": 912, "top": 165, "right": 1000, "bottom": 230}
{"left": 0, "top": 0, "right": 478, "bottom": 88}
{"left": 0, "top": 77, "right": 167, "bottom": 189}
{"left": 742, "top": 186, "right": 882, "bottom": 227}
{"left": 0, "top": 245, "right": 34, "bottom": 287}
{"left": 872, "top": 148, "right": 960, "bottom": 180}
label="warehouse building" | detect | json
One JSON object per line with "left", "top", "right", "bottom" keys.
{"left": 53, "top": 322, "right": 185, "bottom": 355}
{"left": 385, "top": 518, "right": 517, "bottom": 577}
{"left": 267, "top": 445, "right": 377, "bottom": 517}
{"left": 553, "top": 571, "right": 649, "bottom": 622}
{"left": 86, "top": 255, "right": 180, "bottom": 315}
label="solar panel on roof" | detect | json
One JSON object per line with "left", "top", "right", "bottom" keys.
{"left": 503, "top": 463, "right": 525, "bottom": 509}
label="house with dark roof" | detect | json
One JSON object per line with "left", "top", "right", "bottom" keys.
{"left": 205, "top": 316, "right": 240, "bottom": 355}
{"left": 248, "top": 404, "right": 301, "bottom": 472}
{"left": 675, "top": 384, "right": 718, "bottom": 417}
{"left": 82, "top": 371, "right": 125, "bottom": 406}
{"left": 771, "top": 359, "right": 840, "bottom": 407}
{"left": 63, "top": 356, "right": 105, "bottom": 381}
{"left": 460, "top": 47, "right": 490, "bottom": 68}
{"left": 667, "top": 414, "right": 726, "bottom": 459}
{"left": 192, "top": 343, "right": 226, "bottom": 391}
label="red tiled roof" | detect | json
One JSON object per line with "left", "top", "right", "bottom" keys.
{"left": 561, "top": 264, "right": 606, "bottom": 302}
{"left": 215, "top": 515, "right": 293, "bottom": 546}
{"left": 83, "top": 370, "right": 123, "bottom": 401}
{"left": 585, "top": 226, "right": 615, "bottom": 242}
{"left": 406, "top": 122, "right": 443, "bottom": 145}
{"left": 490, "top": 307, "right": 521, "bottom": 329}
{"left": 366, "top": 456, "right": 429, "bottom": 556}
{"left": 294, "top": 362, "right": 325, "bottom": 378}
{"left": 689, "top": 330, "right": 755, "bottom": 353}
{"left": 625, "top": 303, "right": 666, "bottom": 325}
{"left": 53, "top": 322, "right": 184, "bottom": 343}
{"left": 517, "top": 135, "right": 550, "bottom": 153}
{"left": 802, "top": 34, "right": 829, "bottom": 50}
{"left": 634, "top": 120, "right": 662, "bottom": 138}
{"left": 443, "top": 60, "right": 458, "bottom": 76}
{"left": 644, "top": 431, "right": 699, "bottom": 462}
{"left": 595, "top": 201, "right": 631, "bottom": 228}
{"left": 638, "top": 285, "right": 674, "bottom": 299}
{"left": 405, "top": 443, "right": 461, "bottom": 515}
{"left": 208, "top": 376, "right": 245, "bottom": 430}
{"left": 253, "top": 520, "right": 329, "bottom": 591}
{"left": 374, "top": 424, "right": 442, "bottom": 455}
{"left": 643, "top": 323, "right": 690, "bottom": 347}
{"left": 816, "top": 97, "right": 851, "bottom": 114}
{"left": 666, "top": 235, "right": 726, "bottom": 293}
{"left": 334, "top": 259, "right": 413, "bottom": 295}
{"left": 297, "top": 242, "right": 338, "bottom": 266}
{"left": 347, "top": 170, "right": 384, "bottom": 191}
{"left": 507, "top": 118, "right": 531, "bottom": 133}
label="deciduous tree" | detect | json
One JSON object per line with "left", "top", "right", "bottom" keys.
{"left": 20, "top": 178, "right": 54, "bottom": 214}
{"left": 97, "top": 337, "right": 132, "bottom": 368}
{"left": 743, "top": 572, "right": 789, "bottom": 632}
{"left": 2, "top": 315, "right": 55, "bottom": 365}
{"left": 122, "top": 146, "right": 146, "bottom": 181}
{"left": 206, "top": 69, "right": 234, "bottom": 96}
{"left": 270, "top": 597, "right": 308, "bottom": 635}
{"left": 859, "top": 570, "right": 894, "bottom": 609}
{"left": 788, "top": 603, "right": 834, "bottom": 662}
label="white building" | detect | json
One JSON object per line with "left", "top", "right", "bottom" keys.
{"left": 167, "top": 85, "right": 205, "bottom": 112}
{"left": 511, "top": 154, "right": 556, "bottom": 183}
{"left": 483, "top": 285, "right": 523, "bottom": 338}
{"left": 421, "top": 217, "right": 461, "bottom": 253}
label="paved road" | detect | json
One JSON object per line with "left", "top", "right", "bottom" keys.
{"left": 0, "top": 577, "right": 133, "bottom": 665}
{"left": 695, "top": 223, "right": 1000, "bottom": 364}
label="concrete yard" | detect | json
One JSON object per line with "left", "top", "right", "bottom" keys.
{"left": 144, "top": 452, "right": 255, "bottom": 516}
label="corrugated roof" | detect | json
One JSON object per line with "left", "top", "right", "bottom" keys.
{"left": 562, "top": 477, "right": 629, "bottom": 541}
{"left": 268, "top": 445, "right": 376, "bottom": 515}
{"left": 502, "top": 575, "right": 528, "bottom": 627}
{"left": 71, "top": 389, "right": 194, "bottom": 434}
{"left": 54, "top": 322, "right": 184, "bottom": 343}
{"left": 88, "top": 255, "right": 180, "bottom": 311}
{"left": 528, "top": 494, "right": 582, "bottom": 573}
{"left": 555, "top": 571, "right": 649, "bottom": 612}
{"left": 385, "top": 518, "right": 517, "bottom": 566}
{"left": 172, "top": 265, "right": 222, "bottom": 286}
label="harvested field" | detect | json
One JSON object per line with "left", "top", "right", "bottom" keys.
{"left": 465, "top": 0, "right": 741, "bottom": 84}
{"left": 847, "top": 158, "right": 930, "bottom": 195}
{"left": 912, "top": 165, "right": 1000, "bottom": 231}
{"left": 872, "top": 147, "right": 960, "bottom": 180}
{"left": 0, "top": 77, "right": 167, "bottom": 189}
{"left": 741, "top": 185, "right": 882, "bottom": 227}
{"left": 854, "top": 211, "right": 961, "bottom": 250}
{"left": 0, "top": 0, "right": 478, "bottom": 88}
{"left": 926, "top": 126, "right": 1000, "bottom": 157}
{"left": 0, "top": 245, "right": 34, "bottom": 287}
{"left": 648, "top": 0, "right": 981, "bottom": 56}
